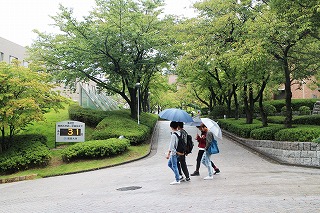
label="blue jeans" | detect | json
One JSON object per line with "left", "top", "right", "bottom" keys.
{"left": 168, "top": 155, "right": 180, "bottom": 181}
{"left": 201, "top": 150, "right": 213, "bottom": 176}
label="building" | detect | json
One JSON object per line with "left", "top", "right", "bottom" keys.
{"left": 0, "top": 37, "right": 27, "bottom": 66}
{"left": 0, "top": 37, "right": 118, "bottom": 111}
{"left": 274, "top": 78, "right": 320, "bottom": 100}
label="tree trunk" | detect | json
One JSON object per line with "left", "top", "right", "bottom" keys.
{"left": 232, "top": 84, "right": 239, "bottom": 120}
{"left": 243, "top": 84, "right": 254, "bottom": 124}
{"left": 284, "top": 59, "right": 293, "bottom": 128}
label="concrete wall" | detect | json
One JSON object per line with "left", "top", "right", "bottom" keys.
{"left": 223, "top": 131, "right": 320, "bottom": 168}
{"left": 0, "top": 37, "right": 27, "bottom": 65}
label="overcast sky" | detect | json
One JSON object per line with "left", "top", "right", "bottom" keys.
{"left": 0, "top": 0, "right": 197, "bottom": 47}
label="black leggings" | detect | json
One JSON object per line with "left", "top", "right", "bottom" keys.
{"left": 195, "top": 149, "right": 217, "bottom": 171}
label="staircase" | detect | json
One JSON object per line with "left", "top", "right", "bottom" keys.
{"left": 312, "top": 101, "right": 320, "bottom": 115}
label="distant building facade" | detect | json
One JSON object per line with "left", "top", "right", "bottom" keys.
{"left": 0, "top": 37, "right": 27, "bottom": 66}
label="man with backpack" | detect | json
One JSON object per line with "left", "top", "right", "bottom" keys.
{"left": 166, "top": 121, "right": 182, "bottom": 185}
{"left": 176, "top": 122, "right": 191, "bottom": 182}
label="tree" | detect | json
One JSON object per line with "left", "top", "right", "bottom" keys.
{"left": 0, "top": 61, "right": 66, "bottom": 152}
{"left": 256, "top": 0, "right": 320, "bottom": 127}
{"left": 28, "top": 0, "right": 176, "bottom": 119}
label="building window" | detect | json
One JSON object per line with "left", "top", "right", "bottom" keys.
{"left": 9, "top": 55, "right": 18, "bottom": 63}
{"left": 23, "top": 60, "right": 29, "bottom": 67}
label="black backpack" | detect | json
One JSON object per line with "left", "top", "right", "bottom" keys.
{"left": 185, "top": 134, "right": 194, "bottom": 154}
{"left": 173, "top": 132, "right": 186, "bottom": 154}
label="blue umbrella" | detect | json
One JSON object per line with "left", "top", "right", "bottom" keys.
{"left": 158, "top": 108, "right": 194, "bottom": 122}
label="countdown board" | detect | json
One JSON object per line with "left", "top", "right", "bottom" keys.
{"left": 56, "top": 120, "right": 85, "bottom": 143}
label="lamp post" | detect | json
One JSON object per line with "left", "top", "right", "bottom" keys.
{"left": 135, "top": 83, "right": 141, "bottom": 125}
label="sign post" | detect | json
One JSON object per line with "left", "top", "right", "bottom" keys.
{"left": 56, "top": 120, "right": 85, "bottom": 147}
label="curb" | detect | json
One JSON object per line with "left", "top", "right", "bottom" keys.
{"left": 0, "top": 174, "right": 37, "bottom": 184}
{"left": 0, "top": 122, "right": 160, "bottom": 185}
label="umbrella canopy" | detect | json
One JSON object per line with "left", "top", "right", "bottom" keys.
{"left": 201, "top": 118, "right": 222, "bottom": 139}
{"left": 158, "top": 108, "right": 194, "bottom": 123}
{"left": 185, "top": 116, "right": 202, "bottom": 126}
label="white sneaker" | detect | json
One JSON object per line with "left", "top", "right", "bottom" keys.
{"left": 170, "top": 181, "right": 181, "bottom": 185}
{"left": 204, "top": 176, "right": 213, "bottom": 180}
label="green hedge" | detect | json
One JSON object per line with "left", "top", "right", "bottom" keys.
{"left": 250, "top": 124, "right": 286, "bottom": 140}
{"left": 274, "top": 126, "right": 320, "bottom": 142}
{"left": 92, "top": 116, "right": 150, "bottom": 145}
{"left": 219, "top": 117, "right": 320, "bottom": 142}
{"left": 217, "top": 118, "right": 262, "bottom": 138}
{"left": 292, "top": 115, "right": 320, "bottom": 125}
{"left": 264, "top": 99, "right": 318, "bottom": 113}
{"left": 0, "top": 139, "right": 51, "bottom": 174}
{"left": 61, "top": 138, "right": 130, "bottom": 162}
{"left": 68, "top": 104, "right": 108, "bottom": 127}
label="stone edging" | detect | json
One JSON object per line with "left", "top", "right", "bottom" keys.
{"left": 223, "top": 130, "right": 320, "bottom": 168}
{"left": 0, "top": 174, "right": 37, "bottom": 184}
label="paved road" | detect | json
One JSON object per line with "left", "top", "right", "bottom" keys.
{"left": 0, "top": 121, "right": 319, "bottom": 213}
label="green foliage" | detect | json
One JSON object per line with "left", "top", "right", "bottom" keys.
{"left": 68, "top": 104, "right": 108, "bottom": 127}
{"left": 264, "top": 99, "right": 318, "bottom": 113}
{"left": 254, "top": 103, "right": 277, "bottom": 116}
{"left": 29, "top": 0, "right": 175, "bottom": 118}
{"left": 0, "top": 61, "right": 66, "bottom": 146}
{"left": 209, "top": 105, "right": 227, "bottom": 119}
{"left": 217, "top": 118, "right": 262, "bottom": 138}
{"left": 274, "top": 126, "right": 320, "bottom": 142}
{"left": 267, "top": 116, "right": 285, "bottom": 124}
{"left": 250, "top": 124, "right": 286, "bottom": 140}
{"left": 92, "top": 115, "right": 151, "bottom": 145}
{"left": 298, "top": 106, "right": 311, "bottom": 115}
{"left": 312, "top": 137, "right": 320, "bottom": 143}
{"left": 292, "top": 115, "right": 320, "bottom": 125}
{"left": 0, "top": 139, "right": 51, "bottom": 174}
{"left": 61, "top": 138, "right": 130, "bottom": 162}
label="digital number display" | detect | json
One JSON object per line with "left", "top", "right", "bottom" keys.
{"left": 60, "top": 128, "right": 81, "bottom": 136}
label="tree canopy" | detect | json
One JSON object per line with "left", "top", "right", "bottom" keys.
{"left": 28, "top": 0, "right": 177, "bottom": 119}
{"left": 0, "top": 61, "right": 66, "bottom": 152}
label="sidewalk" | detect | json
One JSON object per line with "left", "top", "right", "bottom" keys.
{"left": 0, "top": 121, "right": 319, "bottom": 213}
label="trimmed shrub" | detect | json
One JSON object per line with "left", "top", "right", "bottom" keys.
{"left": 61, "top": 138, "right": 130, "bottom": 162}
{"left": 267, "top": 116, "right": 285, "bottom": 124}
{"left": 250, "top": 124, "right": 286, "bottom": 140}
{"left": 263, "top": 104, "right": 277, "bottom": 116}
{"left": 274, "top": 126, "right": 320, "bottom": 142}
{"left": 298, "top": 106, "right": 311, "bottom": 115}
{"left": 264, "top": 99, "right": 318, "bottom": 112}
{"left": 68, "top": 104, "right": 108, "bottom": 127}
{"left": 217, "top": 118, "right": 262, "bottom": 138}
{"left": 312, "top": 137, "right": 320, "bottom": 143}
{"left": 92, "top": 116, "right": 150, "bottom": 145}
{"left": 0, "top": 140, "right": 51, "bottom": 174}
{"left": 292, "top": 115, "right": 320, "bottom": 125}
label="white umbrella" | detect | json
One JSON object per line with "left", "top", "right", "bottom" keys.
{"left": 201, "top": 118, "right": 222, "bottom": 139}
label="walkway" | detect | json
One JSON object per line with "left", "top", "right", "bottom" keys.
{"left": 0, "top": 121, "right": 319, "bottom": 213}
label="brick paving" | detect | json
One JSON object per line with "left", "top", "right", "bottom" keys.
{"left": 0, "top": 121, "right": 319, "bottom": 213}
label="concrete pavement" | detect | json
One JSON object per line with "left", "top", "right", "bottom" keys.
{"left": 0, "top": 121, "right": 319, "bottom": 213}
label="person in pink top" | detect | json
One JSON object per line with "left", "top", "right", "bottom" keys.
{"left": 190, "top": 125, "right": 220, "bottom": 176}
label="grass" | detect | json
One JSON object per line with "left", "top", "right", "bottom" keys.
{"left": 0, "top": 144, "right": 150, "bottom": 179}
{"left": 0, "top": 104, "right": 151, "bottom": 180}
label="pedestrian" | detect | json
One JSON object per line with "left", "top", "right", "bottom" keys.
{"left": 177, "top": 122, "right": 190, "bottom": 182}
{"left": 191, "top": 125, "right": 220, "bottom": 176}
{"left": 200, "top": 123, "right": 218, "bottom": 180}
{"left": 166, "top": 121, "right": 181, "bottom": 185}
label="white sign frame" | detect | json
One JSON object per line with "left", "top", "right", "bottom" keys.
{"left": 56, "top": 120, "right": 85, "bottom": 143}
